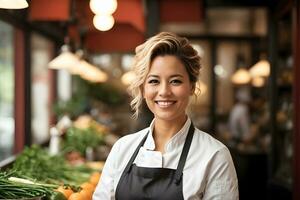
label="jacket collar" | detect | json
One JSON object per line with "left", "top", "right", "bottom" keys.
{"left": 144, "top": 117, "right": 192, "bottom": 152}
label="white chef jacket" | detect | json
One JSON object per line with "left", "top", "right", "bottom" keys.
{"left": 93, "top": 118, "right": 239, "bottom": 200}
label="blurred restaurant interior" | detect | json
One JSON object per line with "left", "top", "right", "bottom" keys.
{"left": 0, "top": 0, "right": 300, "bottom": 199}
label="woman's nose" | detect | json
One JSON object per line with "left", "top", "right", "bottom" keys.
{"left": 158, "top": 83, "right": 171, "bottom": 96}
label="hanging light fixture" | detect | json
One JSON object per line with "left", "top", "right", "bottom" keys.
{"left": 48, "top": 45, "right": 80, "bottom": 70}
{"left": 93, "top": 14, "right": 115, "bottom": 31}
{"left": 249, "top": 59, "right": 270, "bottom": 77}
{"left": 0, "top": 0, "right": 28, "bottom": 9}
{"left": 67, "top": 60, "right": 86, "bottom": 75}
{"left": 231, "top": 68, "right": 251, "bottom": 85}
{"left": 66, "top": 50, "right": 86, "bottom": 75}
{"left": 89, "top": 0, "right": 117, "bottom": 15}
{"left": 79, "top": 60, "right": 108, "bottom": 83}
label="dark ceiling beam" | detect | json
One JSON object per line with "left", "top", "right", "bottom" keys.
{"left": 0, "top": 9, "right": 64, "bottom": 44}
{"left": 204, "top": 0, "right": 271, "bottom": 8}
{"left": 145, "top": 0, "right": 160, "bottom": 38}
{"left": 181, "top": 34, "right": 266, "bottom": 42}
{"left": 29, "top": 22, "right": 65, "bottom": 44}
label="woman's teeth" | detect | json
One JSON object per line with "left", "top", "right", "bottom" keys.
{"left": 156, "top": 101, "right": 175, "bottom": 107}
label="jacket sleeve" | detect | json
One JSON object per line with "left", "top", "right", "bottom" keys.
{"left": 93, "top": 140, "right": 121, "bottom": 200}
{"left": 202, "top": 147, "right": 239, "bottom": 200}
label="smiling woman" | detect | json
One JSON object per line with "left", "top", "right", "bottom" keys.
{"left": 143, "top": 55, "right": 193, "bottom": 134}
{"left": 92, "top": 32, "right": 239, "bottom": 200}
{"left": 129, "top": 32, "right": 201, "bottom": 120}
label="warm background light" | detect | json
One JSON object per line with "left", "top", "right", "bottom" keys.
{"left": 48, "top": 45, "right": 108, "bottom": 83}
{"left": 249, "top": 60, "right": 270, "bottom": 77}
{"left": 79, "top": 61, "right": 108, "bottom": 83}
{"left": 252, "top": 76, "right": 265, "bottom": 87}
{"left": 231, "top": 68, "right": 251, "bottom": 85}
{"left": 48, "top": 45, "right": 79, "bottom": 70}
{"left": 196, "top": 80, "right": 207, "bottom": 95}
{"left": 93, "top": 15, "right": 115, "bottom": 31}
{"left": 89, "top": 0, "right": 117, "bottom": 15}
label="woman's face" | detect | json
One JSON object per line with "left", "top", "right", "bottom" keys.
{"left": 143, "top": 55, "right": 194, "bottom": 123}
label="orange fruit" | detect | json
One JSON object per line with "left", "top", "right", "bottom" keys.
{"left": 68, "top": 192, "right": 83, "bottom": 200}
{"left": 56, "top": 186, "right": 73, "bottom": 198}
{"left": 89, "top": 172, "right": 101, "bottom": 186}
{"left": 81, "top": 182, "right": 95, "bottom": 192}
{"left": 80, "top": 182, "right": 95, "bottom": 199}
{"left": 79, "top": 189, "right": 92, "bottom": 200}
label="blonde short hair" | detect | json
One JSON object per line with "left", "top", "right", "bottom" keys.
{"left": 128, "top": 32, "right": 201, "bottom": 118}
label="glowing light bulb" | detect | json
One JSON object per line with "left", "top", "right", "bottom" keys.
{"left": 93, "top": 15, "right": 115, "bottom": 31}
{"left": 89, "top": 0, "right": 117, "bottom": 15}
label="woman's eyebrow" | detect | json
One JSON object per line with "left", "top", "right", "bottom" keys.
{"left": 147, "top": 74, "right": 159, "bottom": 78}
{"left": 147, "top": 74, "right": 184, "bottom": 79}
{"left": 170, "top": 74, "right": 183, "bottom": 78}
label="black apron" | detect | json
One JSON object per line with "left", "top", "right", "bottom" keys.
{"left": 115, "top": 123, "right": 195, "bottom": 200}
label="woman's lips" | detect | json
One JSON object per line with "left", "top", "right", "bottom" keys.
{"left": 155, "top": 100, "right": 176, "bottom": 108}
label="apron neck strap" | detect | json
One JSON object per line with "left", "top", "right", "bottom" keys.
{"left": 124, "top": 131, "right": 149, "bottom": 173}
{"left": 124, "top": 122, "right": 195, "bottom": 179}
{"left": 174, "top": 123, "right": 195, "bottom": 184}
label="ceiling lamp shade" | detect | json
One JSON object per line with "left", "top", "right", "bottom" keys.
{"left": 48, "top": 45, "right": 80, "bottom": 70}
{"left": 89, "top": 0, "right": 117, "bottom": 15}
{"left": 249, "top": 59, "right": 270, "bottom": 77}
{"left": 231, "top": 68, "right": 251, "bottom": 85}
{"left": 93, "top": 14, "right": 115, "bottom": 31}
{"left": 79, "top": 61, "right": 108, "bottom": 83}
{"left": 67, "top": 60, "right": 86, "bottom": 75}
{"left": 0, "top": 0, "right": 28, "bottom": 9}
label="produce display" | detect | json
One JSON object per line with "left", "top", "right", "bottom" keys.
{"left": 0, "top": 171, "right": 65, "bottom": 200}
{"left": 12, "top": 145, "right": 94, "bottom": 185}
{"left": 62, "top": 115, "right": 109, "bottom": 157}
{"left": 0, "top": 115, "right": 109, "bottom": 200}
{"left": 62, "top": 126, "right": 104, "bottom": 157}
{"left": 0, "top": 146, "right": 102, "bottom": 200}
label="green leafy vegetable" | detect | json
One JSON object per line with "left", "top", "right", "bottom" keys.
{"left": 10, "top": 145, "right": 95, "bottom": 185}
{"left": 62, "top": 126, "right": 104, "bottom": 156}
{"left": 0, "top": 171, "right": 57, "bottom": 199}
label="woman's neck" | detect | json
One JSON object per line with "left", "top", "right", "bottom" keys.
{"left": 153, "top": 115, "right": 188, "bottom": 152}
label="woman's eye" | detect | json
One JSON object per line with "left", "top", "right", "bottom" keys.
{"left": 148, "top": 79, "right": 159, "bottom": 84}
{"left": 170, "top": 79, "right": 182, "bottom": 85}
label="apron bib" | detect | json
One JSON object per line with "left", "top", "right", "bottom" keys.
{"left": 116, "top": 123, "right": 195, "bottom": 200}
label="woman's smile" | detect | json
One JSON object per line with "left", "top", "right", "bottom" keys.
{"left": 155, "top": 100, "right": 177, "bottom": 108}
